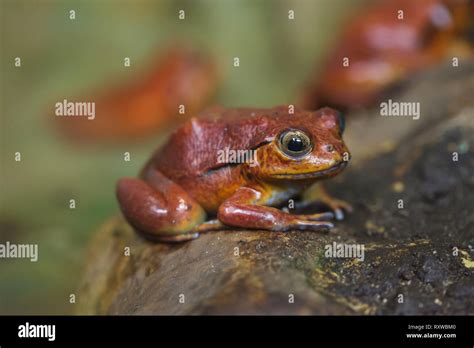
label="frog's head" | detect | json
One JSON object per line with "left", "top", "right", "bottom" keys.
{"left": 252, "top": 107, "right": 350, "bottom": 181}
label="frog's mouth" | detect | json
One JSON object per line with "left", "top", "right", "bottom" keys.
{"left": 272, "top": 161, "right": 348, "bottom": 180}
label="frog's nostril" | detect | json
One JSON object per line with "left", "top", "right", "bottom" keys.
{"left": 325, "top": 144, "right": 334, "bottom": 152}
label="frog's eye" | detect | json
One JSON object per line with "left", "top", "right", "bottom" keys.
{"left": 278, "top": 129, "right": 313, "bottom": 159}
{"left": 337, "top": 111, "right": 345, "bottom": 135}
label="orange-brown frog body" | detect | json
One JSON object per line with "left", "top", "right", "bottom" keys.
{"left": 117, "top": 106, "right": 352, "bottom": 242}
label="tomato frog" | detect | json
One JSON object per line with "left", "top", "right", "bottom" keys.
{"left": 117, "top": 105, "right": 352, "bottom": 242}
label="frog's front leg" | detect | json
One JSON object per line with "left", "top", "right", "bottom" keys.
{"left": 300, "top": 183, "right": 353, "bottom": 221}
{"left": 218, "top": 187, "right": 334, "bottom": 232}
{"left": 116, "top": 170, "right": 206, "bottom": 242}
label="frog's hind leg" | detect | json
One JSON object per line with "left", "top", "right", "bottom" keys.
{"left": 146, "top": 232, "right": 201, "bottom": 243}
{"left": 154, "top": 219, "right": 233, "bottom": 242}
{"left": 116, "top": 170, "right": 206, "bottom": 242}
{"left": 190, "top": 219, "right": 233, "bottom": 233}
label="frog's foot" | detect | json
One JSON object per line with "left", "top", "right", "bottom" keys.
{"left": 283, "top": 219, "right": 334, "bottom": 232}
{"left": 148, "top": 232, "right": 200, "bottom": 243}
{"left": 298, "top": 211, "right": 335, "bottom": 221}
{"left": 319, "top": 197, "right": 353, "bottom": 221}
{"left": 218, "top": 187, "right": 334, "bottom": 233}
{"left": 190, "top": 219, "right": 234, "bottom": 233}
{"left": 143, "top": 220, "right": 233, "bottom": 241}
{"left": 278, "top": 211, "right": 335, "bottom": 230}
{"left": 301, "top": 184, "right": 353, "bottom": 221}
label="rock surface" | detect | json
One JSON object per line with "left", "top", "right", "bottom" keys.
{"left": 76, "top": 63, "right": 474, "bottom": 315}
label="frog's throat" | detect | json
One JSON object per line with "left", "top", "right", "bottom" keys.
{"left": 270, "top": 161, "right": 348, "bottom": 180}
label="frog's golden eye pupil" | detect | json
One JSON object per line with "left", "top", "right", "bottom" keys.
{"left": 278, "top": 130, "right": 313, "bottom": 159}
{"left": 287, "top": 136, "right": 304, "bottom": 152}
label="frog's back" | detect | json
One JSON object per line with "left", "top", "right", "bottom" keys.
{"left": 149, "top": 106, "right": 277, "bottom": 179}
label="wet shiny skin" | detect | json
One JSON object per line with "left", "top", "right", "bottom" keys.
{"left": 116, "top": 105, "right": 352, "bottom": 242}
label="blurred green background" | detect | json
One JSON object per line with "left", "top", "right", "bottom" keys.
{"left": 0, "top": 0, "right": 364, "bottom": 314}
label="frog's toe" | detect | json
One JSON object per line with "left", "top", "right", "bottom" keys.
{"left": 290, "top": 220, "right": 334, "bottom": 231}
{"left": 302, "top": 211, "right": 335, "bottom": 221}
{"left": 341, "top": 201, "right": 353, "bottom": 214}
{"left": 150, "top": 232, "right": 200, "bottom": 242}
{"left": 326, "top": 199, "right": 353, "bottom": 221}
{"left": 334, "top": 208, "right": 344, "bottom": 221}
